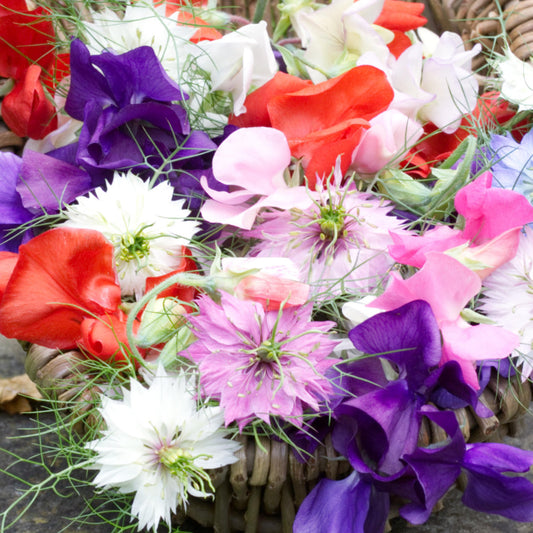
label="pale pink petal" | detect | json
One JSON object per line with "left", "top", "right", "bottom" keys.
{"left": 441, "top": 322, "right": 519, "bottom": 389}
{"left": 449, "top": 226, "right": 522, "bottom": 280}
{"left": 211, "top": 127, "right": 291, "bottom": 194}
{"left": 371, "top": 253, "right": 481, "bottom": 322}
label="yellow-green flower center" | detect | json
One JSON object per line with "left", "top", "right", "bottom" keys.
{"left": 158, "top": 445, "right": 214, "bottom": 494}
{"left": 318, "top": 204, "right": 346, "bottom": 241}
{"left": 118, "top": 230, "right": 150, "bottom": 263}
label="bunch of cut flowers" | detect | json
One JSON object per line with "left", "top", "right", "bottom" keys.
{"left": 1, "top": 0, "right": 533, "bottom": 532}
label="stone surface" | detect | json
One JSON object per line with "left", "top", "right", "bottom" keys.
{"left": 1, "top": 336, "right": 532, "bottom": 533}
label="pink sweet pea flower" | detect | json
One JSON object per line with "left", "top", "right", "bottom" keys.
{"left": 200, "top": 127, "right": 313, "bottom": 230}
{"left": 370, "top": 252, "right": 519, "bottom": 389}
{"left": 219, "top": 257, "right": 310, "bottom": 311}
{"left": 389, "top": 172, "right": 533, "bottom": 278}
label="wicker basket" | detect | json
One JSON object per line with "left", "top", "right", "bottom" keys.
{"left": 428, "top": 0, "right": 533, "bottom": 71}
{"left": 24, "top": 344, "right": 533, "bottom": 533}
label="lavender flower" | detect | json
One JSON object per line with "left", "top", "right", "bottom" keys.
{"left": 186, "top": 292, "right": 340, "bottom": 430}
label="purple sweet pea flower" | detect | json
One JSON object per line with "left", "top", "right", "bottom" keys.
{"left": 61, "top": 39, "right": 217, "bottom": 192}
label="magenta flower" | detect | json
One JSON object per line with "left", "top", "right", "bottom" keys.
{"left": 186, "top": 292, "right": 340, "bottom": 430}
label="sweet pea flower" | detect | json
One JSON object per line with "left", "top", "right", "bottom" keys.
{"left": 217, "top": 256, "right": 310, "bottom": 310}
{"left": 416, "top": 28, "right": 481, "bottom": 133}
{"left": 0, "top": 228, "right": 122, "bottom": 352}
{"left": 200, "top": 127, "right": 313, "bottom": 229}
{"left": 292, "top": 0, "right": 394, "bottom": 83}
{"left": 192, "top": 22, "right": 278, "bottom": 116}
{"left": 350, "top": 109, "right": 424, "bottom": 176}
{"left": 370, "top": 252, "right": 519, "bottom": 389}
{"left": 389, "top": 172, "right": 533, "bottom": 278}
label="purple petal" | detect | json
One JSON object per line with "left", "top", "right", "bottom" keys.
{"left": 333, "top": 380, "right": 418, "bottom": 475}
{"left": 293, "top": 472, "right": 389, "bottom": 533}
{"left": 91, "top": 45, "right": 186, "bottom": 107}
{"left": 461, "top": 443, "right": 533, "bottom": 521}
{"left": 0, "top": 152, "right": 31, "bottom": 224}
{"left": 399, "top": 409, "right": 465, "bottom": 524}
{"left": 349, "top": 300, "right": 442, "bottom": 391}
{"left": 18, "top": 150, "right": 92, "bottom": 214}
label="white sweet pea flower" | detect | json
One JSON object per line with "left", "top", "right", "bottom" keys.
{"left": 87, "top": 368, "right": 241, "bottom": 532}
{"left": 417, "top": 28, "right": 481, "bottom": 133}
{"left": 293, "top": 0, "right": 394, "bottom": 82}
{"left": 492, "top": 47, "right": 533, "bottom": 112}
{"left": 192, "top": 22, "right": 278, "bottom": 116}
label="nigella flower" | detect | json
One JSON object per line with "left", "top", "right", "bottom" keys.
{"left": 87, "top": 367, "right": 240, "bottom": 531}
{"left": 62, "top": 170, "right": 200, "bottom": 299}
{"left": 248, "top": 162, "right": 410, "bottom": 298}
{"left": 480, "top": 225, "right": 533, "bottom": 379}
{"left": 186, "top": 291, "right": 340, "bottom": 430}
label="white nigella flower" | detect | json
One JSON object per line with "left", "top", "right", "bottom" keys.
{"left": 62, "top": 171, "right": 200, "bottom": 299}
{"left": 480, "top": 226, "right": 533, "bottom": 380}
{"left": 87, "top": 368, "right": 240, "bottom": 532}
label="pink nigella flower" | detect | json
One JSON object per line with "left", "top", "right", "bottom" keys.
{"left": 247, "top": 164, "right": 410, "bottom": 298}
{"left": 186, "top": 292, "right": 340, "bottom": 430}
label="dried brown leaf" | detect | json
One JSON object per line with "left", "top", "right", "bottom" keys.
{"left": 0, "top": 373, "right": 42, "bottom": 414}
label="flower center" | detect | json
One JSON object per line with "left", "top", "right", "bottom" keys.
{"left": 118, "top": 230, "right": 150, "bottom": 263}
{"left": 318, "top": 204, "right": 346, "bottom": 241}
{"left": 158, "top": 445, "right": 214, "bottom": 493}
{"left": 255, "top": 340, "right": 280, "bottom": 362}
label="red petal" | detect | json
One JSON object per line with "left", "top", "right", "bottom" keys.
{"left": 375, "top": 1, "right": 427, "bottom": 31}
{"left": 176, "top": 11, "right": 223, "bottom": 42}
{"left": 387, "top": 30, "right": 414, "bottom": 58}
{"left": 0, "top": 228, "right": 121, "bottom": 349}
{"left": 0, "top": 252, "right": 18, "bottom": 301}
{"left": 144, "top": 246, "right": 199, "bottom": 312}
{"left": 229, "top": 71, "right": 311, "bottom": 128}
{"left": 2, "top": 65, "right": 57, "bottom": 138}
{"left": 0, "top": 1, "right": 56, "bottom": 78}
{"left": 268, "top": 66, "right": 393, "bottom": 140}
{"left": 79, "top": 311, "right": 141, "bottom": 364}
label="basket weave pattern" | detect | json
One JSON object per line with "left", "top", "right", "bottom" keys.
{"left": 429, "top": 0, "right": 533, "bottom": 70}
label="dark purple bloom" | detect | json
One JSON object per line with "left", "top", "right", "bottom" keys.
{"left": 294, "top": 301, "right": 533, "bottom": 532}
{"left": 60, "top": 39, "right": 218, "bottom": 198}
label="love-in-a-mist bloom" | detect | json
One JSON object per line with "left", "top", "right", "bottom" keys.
{"left": 480, "top": 226, "right": 533, "bottom": 380}
{"left": 187, "top": 291, "right": 340, "bottom": 430}
{"left": 63, "top": 171, "right": 199, "bottom": 299}
{"left": 248, "top": 162, "right": 409, "bottom": 298}
{"left": 87, "top": 368, "right": 240, "bottom": 532}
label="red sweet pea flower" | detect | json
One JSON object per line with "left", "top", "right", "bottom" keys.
{"left": 79, "top": 310, "right": 143, "bottom": 365}
{"left": 0, "top": 0, "right": 67, "bottom": 138}
{"left": 232, "top": 67, "right": 393, "bottom": 187}
{"left": 0, "top": 227, "right": 122, "bottom": 350}
{"left": 229, "top": 71, "right": 311, "bottom": 128}
{"left": 267, "top": 66, "right": 394, "bottom": 186}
